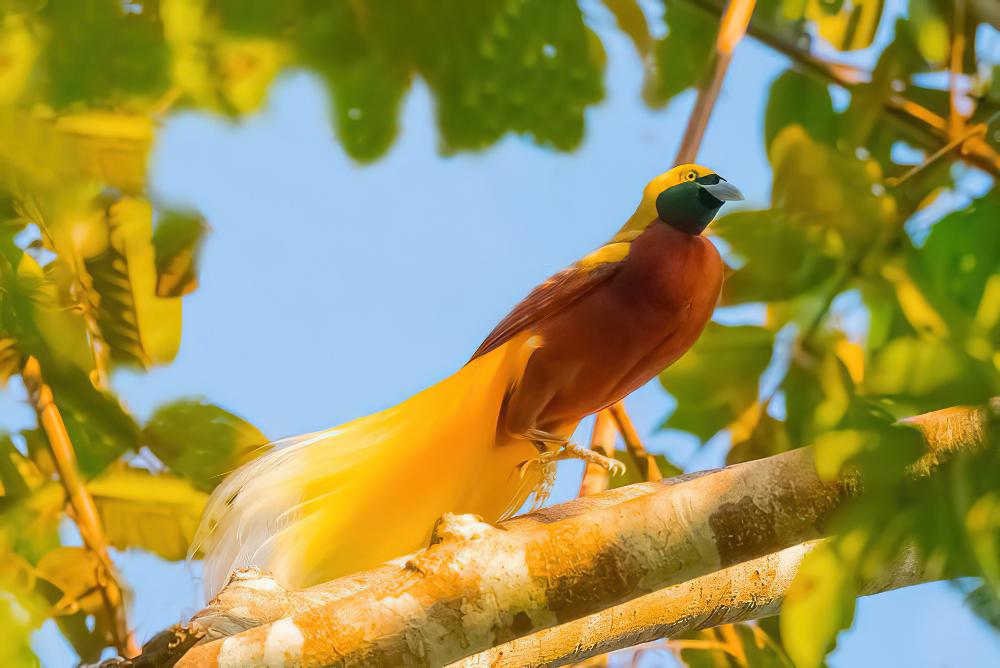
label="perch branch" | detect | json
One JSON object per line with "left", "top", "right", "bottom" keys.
{"left": 456, "top": 540, "right": 926, "bottom": 667}
{"left": 168, "top": 402, "right": 991, "bottom": 667}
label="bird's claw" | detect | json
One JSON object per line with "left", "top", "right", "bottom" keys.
{"left": 517, "top": 433, "right": 626, "bottom": 510}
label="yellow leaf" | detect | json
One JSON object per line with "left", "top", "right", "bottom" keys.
{"left": 0, "top": 13, "right": 40, "bottom": 106}
{"left": 87, "top": 465, "right": 209, "bottom": 561}
{"left": 807, "top": 0, "right": 885, "bottom": 52}
{"left": 812, "top": 429, "right": 865, "bottom": 480}
{"left": 55, "top": 113, "right": 154, "bottom": 195}
{"left": 881, "top": 262, "right": 949, "bottom": 340}
{"left": 161, "top": 0, "right": 285, "bottom": 114}
{"left": 35, "top": 547, "right": 115, "bottom": 616}
{"left": 834, "top": 337, "right": 865, "bottom": 384}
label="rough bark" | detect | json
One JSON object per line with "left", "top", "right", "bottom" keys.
{"left": 454, "top": 541, "right": 926, "bottom": 668}
{"left": 167, "top": 402, "right": 990, "bottom": 668}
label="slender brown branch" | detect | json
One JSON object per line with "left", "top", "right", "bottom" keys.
{"left": 578, "top": 410, "right": 619, "bottom": 497}
{"left": 675, "top": 0, "right": 757, "bottom": 164}
{"left": 608, "top": 401, "right": 661, "bottom": 482}
{"left": 948, "top": 0, "right": 967, "bottom": 137}
{"left": 21, "top": 357, "right": 138, "bottom": 657}
{"left": 683, "top": 0, "right": 1000, "bottom": 176}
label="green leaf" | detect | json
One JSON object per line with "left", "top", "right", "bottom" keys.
{"left": 0, "top": 337, "right": 21, "bottom": 385}
{"left": 907, "top": 0, "right": 951, "bottom": 67}
{"left": 0, "top": 590, "right": 39, "bottom": 668}
{"left": 607, "top": 451, "right": 682, "bottom": 489}
{"left": 152, "top": 209, "right": 209, "bottom": 298}
{"left": 865, "top": 337, "right": 992, "bottom": 410}
{"left": 42, "top": 364, "right": 141, "bottom": 477}
{"left": 781, "top": 538, "right": 861, "bottom": 668}
{"left": 143, "top": 398, "right": 267, "bottom": 492}
{"left": 727, "top": 412, "right": 793, "bottom": 464}
{"left": 910, "top": 192, "right": 1000, "bottom": 320}
{"left": 770, "top": 125, "right": 897, "bottom": 251}
{"left": 0, "top": 229, "right": 94, "bottom": 379}
{"left": 784, "top": 346, "right": 854, "bottom": 446}
{"left": 714, "top": 209, "right": 838, "bottom": 304}
{"left": 660, "top": 323, "right": 773, "bottom": 443}
{"left": 841, "top": 25, "right": 925, "bottom": 147}
{"left": 647, "top": 0, "right": 715, "bottom": 106}
{"left": 87, "top": 465, "right": 210, "bottom": 561}
{"left": 0, "top": 433, "right": 30, "bottom": 497}
{"left": 41, "top": 0, "right": 170, "bottom": 109}
{"left": 0, "top": 481, "right": 63, "bottom": 565}
{"left": 806, "top": 0, "right": 885, "bottom": 51}
{"left": 295, "top": 1, "right": 408, "bottom": 162}
{"left": 84, "top": 197, "right": 182, "bottom": 369}
{"left": 967, "top": 583, "right": 1000, "bottom": 632}
{"left": 764, "top": 69, "right": 838, "bottom": 158}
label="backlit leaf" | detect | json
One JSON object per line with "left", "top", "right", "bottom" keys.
{"left": 764, "top": 69, "right": 838, "bottom": 158}
{"left": 152, "top": 209, "right": 208, "bottom": 298}
{"left": 87, "top": 465, "right": 210, "bottom": 561}
{"left": 714, "top": 209, "right": 838, "bottom": 304}
{"left": 85, "top": 197, "right": 182, "bottom": 368}
{"left": 660, "top": 323, "right": 773, "bottom": 443}
{"left": 806, "top": 0, "right": 885, "bottom": 51}
{"left": 648, "top": 0, "right": 715, "bottom": 106}
{"left": 143, "top": 398, "right": 268, "bottom": 492}
{"left": 607, "top": 451, "right": 682, "bottom": 489}
{"left": 781, "top": 539, "right": 859, "bottom": 668}
{"left": 35, "top": 546, "right": 113, "bottom": 616}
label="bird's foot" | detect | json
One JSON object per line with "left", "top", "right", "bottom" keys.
{"left": 561, "top": 441, "right": 626, "bottom": 477}
{"left": 517, "top": 430, "right": 625, "bottom": 510}
{"left": 524, "top": 428, "right": 625, "bottom": 476}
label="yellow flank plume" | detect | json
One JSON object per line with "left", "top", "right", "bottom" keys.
{"left": 193, "top": 333, "right": 541, "bottom": 596}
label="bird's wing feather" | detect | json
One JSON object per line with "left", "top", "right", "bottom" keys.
{"left": 470, "top": 243, "right": 630, "bottom": 361}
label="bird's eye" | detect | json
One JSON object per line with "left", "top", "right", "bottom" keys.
{"left": 685, "top": 170, "right": 697, "bottom": 181}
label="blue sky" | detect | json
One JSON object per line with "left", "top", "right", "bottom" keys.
{"left": 10, "top": 1, "right": 999, "bottom": 664}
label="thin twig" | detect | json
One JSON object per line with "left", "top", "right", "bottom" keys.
{"left": 578, "top": 410, "right": 618, "bottom": 497}
{"left": 675, "top": 0, "right": 757, "bottom": 164}
{"left": 608, "top": 402, "right": 661, "bottom": 481}
{"left": 683, "top": 0, "right": 1000, "bottom": 176}
{"left": 21, "top": 357, "right": 138, "bottom": 657}
{"left": 884, "top": 120, "right": 991, "bottom": 189}
{"left": 948, "top": 0, "right": 966, "bottom": 137}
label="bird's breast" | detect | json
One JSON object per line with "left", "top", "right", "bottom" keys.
{"left": 529, "top": 223, "right": 724, "bottom": 431}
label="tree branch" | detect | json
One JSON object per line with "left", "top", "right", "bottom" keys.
{"left": 456, "top": 540, "right": 926, "bottom": 667}
{"left": 608, "top": 402, "right": 661, "bottom": 482}
{"left": 684, "top": 0, "right": 1000, "bottom": 177}
{"left": 22, "top": 356, "right": 138, "bottom": 658}
{"left": 675, "top": 0, "right": 757, "bottom": 164}
{"left": 578, "top": 410, "right": 619, "bottom": 496}
{"left": 165, "top": 402, "right": 990, "bottom": 668}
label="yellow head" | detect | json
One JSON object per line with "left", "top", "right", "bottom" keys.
{"left": 619, "top": 164, "right": 743, "bottom": 238}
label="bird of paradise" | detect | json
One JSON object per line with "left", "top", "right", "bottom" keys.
{"left": 193, "top": 164, "right": 743, "bottom": 596}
